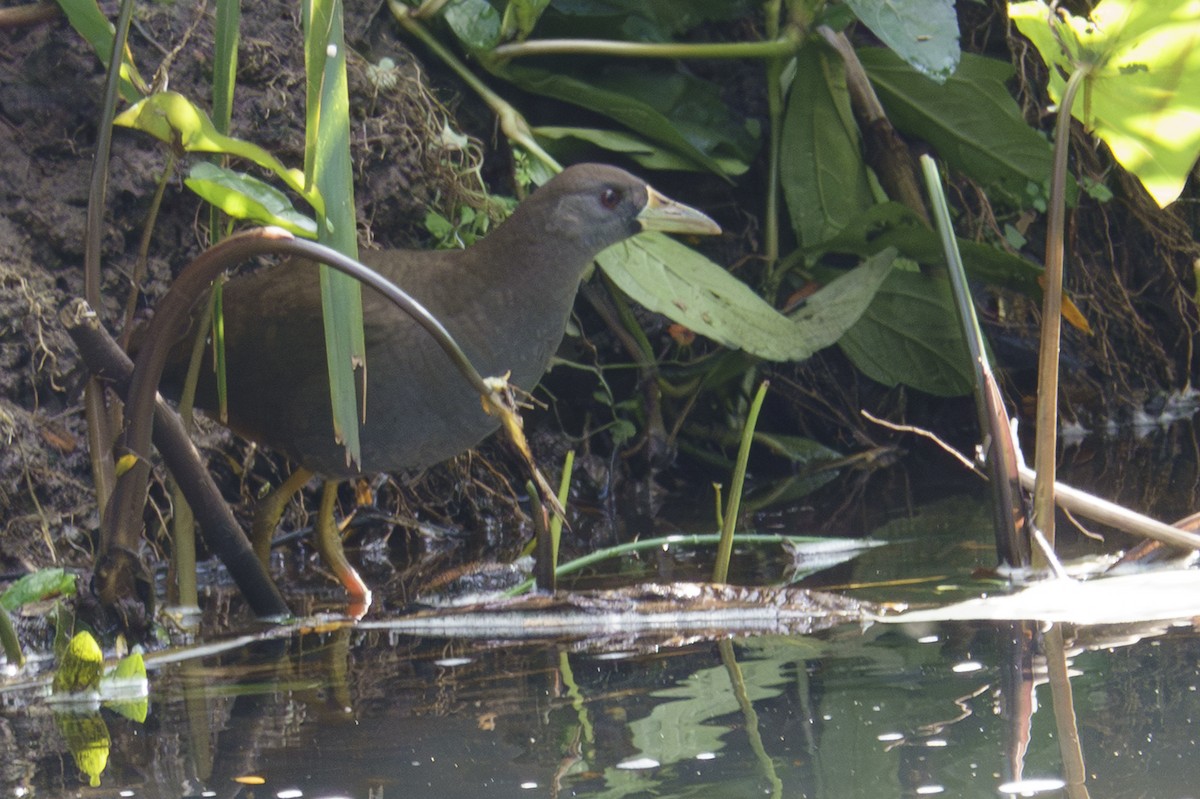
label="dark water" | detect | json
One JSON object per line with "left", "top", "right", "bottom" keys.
{"left": 3, "top": 430, "right": 1200, "bottom": 798}
{"left": 6, "top": 611, "right": 1198, "bottom": 798}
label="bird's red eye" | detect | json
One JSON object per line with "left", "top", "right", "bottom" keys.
{"left": 599, "top": 188, "right": 621, "bottom": 209}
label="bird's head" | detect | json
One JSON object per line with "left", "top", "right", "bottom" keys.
{"left": 517, "top": 163, "right": 720, "bottom": 257}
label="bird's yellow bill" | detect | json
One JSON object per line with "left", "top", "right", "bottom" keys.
{"left": 638, "top": 186, "right": 721, "bottom": 236}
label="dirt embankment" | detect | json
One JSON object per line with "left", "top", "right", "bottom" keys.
{"left": 0, "top": 2, "right": 480, "bottom": 575}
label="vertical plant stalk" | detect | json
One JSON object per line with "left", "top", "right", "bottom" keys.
{"left": 550, "top": 450, "right": 574, "bottom": 571}
{"left": 211, "top": 0, "right": 240, "bottom": 136}
{"left": 713, "top": 380, "right": 769, "bottom": 583}
{"left": 1031, "top": 67, "right": 1088, "bottom": 563}
{"left": 167, "top": 291, "right": 216, "bottom": 611}
{"left": 165, "top": 0, "right": 241, "bottom": 611}
{"left": 0, "top": 609, "right": 24, "bottom": 669}
{"left": 208, "top": 0, "right": 240, "bottom": 409}
{"left": 529, "top": 479, "right": 553, "bottom": 591}
{"left": 118, "top": 151, "right": 177, "bottom": 346}
{"left": 819, "top": 26, "right": 929, "bottom": 227}
{"left": 304, "top": 0, "right": 366, "bottom": 469}
{"left": 762, "top": 0, "right": 784, "bottom": 270}
{"left": 83, "top": 0, "right": 137, "bottom": 516}
{"left": 1043, "top": 623, "right": 1091, "bottom": 798}
{"left": 920, "top": 155, "right": 1029, "bottom": 567}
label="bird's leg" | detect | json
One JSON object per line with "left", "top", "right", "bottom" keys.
{"left": 251, "top": 467, "right": 314, "bottom": 565}
{"left": 314, "top": 480, "right": 372, "bottom": 612}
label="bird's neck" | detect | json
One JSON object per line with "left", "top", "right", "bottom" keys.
{"left": 469, "top": 206, "right": 594, "bottom": 299}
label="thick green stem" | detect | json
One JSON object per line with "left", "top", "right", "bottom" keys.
{"left": 762, "top": 0, "right": 785, "bottom": 273}
{"left": 713, "top": 380, "right": 769, "bottom": 583}
{"left": 1031, "top": 67, "right": 1087, "bottom": 565}
{"left": 492, "top": 36, "right": 799, "bottom": 61}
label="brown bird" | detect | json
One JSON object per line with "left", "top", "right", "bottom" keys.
{"left": 173, "top": 163, "right": 719, "bottom": 602}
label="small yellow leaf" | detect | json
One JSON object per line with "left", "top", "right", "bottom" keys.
{"left": 114, "top": 453, "right": 139, "bottom": 478}
{"left": 53, "top": 631, "right": 104, "bottom": 694}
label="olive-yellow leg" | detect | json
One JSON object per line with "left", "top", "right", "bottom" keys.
{"left": 314, "top": 480, "right": 371, "bottom": 612}
{"left": 250, "top": 467, "right": 314, "bottom": 566}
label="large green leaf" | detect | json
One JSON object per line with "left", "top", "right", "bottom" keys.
{"left": 845, "top": 0, "right": 960, "bottom": 83}
{"left": 781, "top": 42, "right": 875, "bottom": 248}
{"left": 820, "top": 202, "right": 1044, "bottom": 297}
{"left": 597, "top": 238, "right": 895, "bottom": 362}
{"left": 0, "top": 568, "right": 76, "bottom": 611}
{"left": 490, "top": 62, "right": 758, "bottom": 177}
{"left": 1010, "top": 0, "right": 1200, "bottom": 207}
{"left": 185, "top": 163, "right": 318, "bottom": 237}
{"left": 838, "top": 268, "right": 973, "bottom": 396}
{"left": 860, "top": 48, "right": 1060, "bottom": 209}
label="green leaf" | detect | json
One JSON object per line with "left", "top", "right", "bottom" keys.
{"left": 597, "top": 237, "right": 895, "bottom": 362}
{"left": 859, "top": 48, "right": 1061, "bottom": 209}
{"left": 752, "top": 432, "right": 843, "bottom": 465}
{"left": 845, "top": 0, "right": 960, "bottom": 83}
{"left": 492, "top": 62, "right": 758, "bottom": 177}
{"left": 781, "top": 42, "right": 875, "bottom": 248}
{"left": 443, "top": 0, "right": 502, "bottom": 50}
{"left": 185, "top": 163, "right": 318, "bottom": 237}
{"left": 305, "top": 0, "right": 366, "bottom": 469}
{"left": 115, "top": 92, "right": 324, "bottom": 220}
{"left": 102, "top": 651, "right": 148, "bottom": 723}
{"left": 838, "top": 268, "right": 973, "bottom": 396}
{"left": 533, "top": 125, "right": 750, "bottom": 174}
{"left": 820, "top": 202, "right": 1045, "bottom": 297}
{"left": 501, "top": 0, "right": 552, "bottom": 41}
{"left": 110, "top": 650, "right": 145, "bottom": 680}
{"left": 1010, "top": 0, "right": 1200, "bottom": 207}
{"left": 55, "top": 0, "right": 147, "bottom": 102}
{"left": 0, "top": 568, "right": 76, "bottom": 611}
{"left": 211, "top": 0, "right": 240, "bottom": 134}
{"left": 424, "top": 210, "right": 455, "bottom": 239}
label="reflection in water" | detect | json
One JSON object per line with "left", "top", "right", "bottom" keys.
{"left": 4, "top": 612, "right": 1200, "bottom": 798}
{"left": 5, "top": 432, "right": 1200, "bottom": 797}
